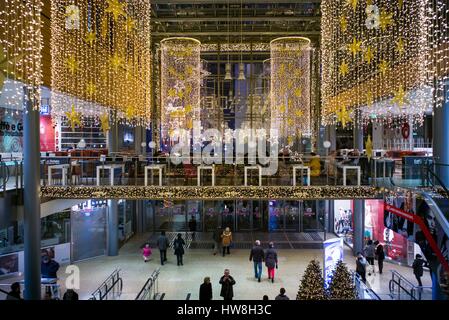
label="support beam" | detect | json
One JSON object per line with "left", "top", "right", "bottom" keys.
{"left": 353, "top": 111, "right": 364, "bottom": 152}
{"left": 352, "top": 199, "right": 365, "bottom": 256}
{"left": 107, "top": 200, "right": 119, "bottom": 256}
{"left": 433, "top": 79, "right": 449, "bottom": 186}
{"left": 23, "top": 87, "right": 41, "bottom": 300}
{"left": 152, "top": 31, "right": 320, "bottom": 37}
{"left": 153, "top": 16, "right": 319, "bottom": 22}
{"left": 152, "top": 0, "right": 321, "bottom": 3}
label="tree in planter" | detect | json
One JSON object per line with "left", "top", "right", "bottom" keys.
{"left": 327, "top": 260, "right": 357, "bottom": 300}
{"left": 296, "top": 259, "right": 327, "bottom": 300}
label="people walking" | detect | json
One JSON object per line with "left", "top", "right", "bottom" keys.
{"left": 41, "top": 254, "right": 60, "bottom": 298}
{"left": 212, "top": 227, "right": 221, "bottom": 255}
{"left": 374, "top": 240, "right": 385, "bottom": 274}
{"left": 219, "top": 269, "right": 236, "bottom": 301}
{"left": 275, "top": 288, "right": 289, "bottom": 300}
{"left": 173, "top": 233, "right": 186, "bottom": 266}
{"left": 265, "top": 242, "right": 278, "bottom": 283}
{"left": 249, "top": 240, "right": 265, "bottom": 282}
{"left": 189, "top": 215, "right": 197, "bottom": 240}
{"left": 142, "top": 243, "right": 152, "bottom": 262}
{"left": 364, "top": 240, "right": 376, "bottom": 275}
{"left": 157, "top": 231, "right": 169, "bottom": 265}
{"left": 412, "top": 254, "right": 428, "bottom": 287}
{"left": 356, "top": 252, "right": 367, "bottom": 284}
{"left": 199, "top": 277, "right": 212, "bottom": 301}
{"left": 221, "top": 227, "right": 233, "bottom": 257}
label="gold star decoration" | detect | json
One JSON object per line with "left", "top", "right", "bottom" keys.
{"left": 185, "top": 84, "right": 192, "bottom": 96}
{"left": 186, "top": 118, "right": 193, "bottom": 130}
{"left": 379, "top": 9, "right": 394, "bottom": 32}
{"left": 177, "top": 90, "right": 184, "bottom": 100}
{"left": 366, "top": 90, "right": 374, "bottom": 107}
{"left": 398, "top": 0, "right": 404, "bottom": 10}
{"left": 294, "top": 69, "right": 302, "bottom": 78}
{"left": 105, "top": 0, "right": 127, "bottom": 22}
{"left": 110, "top": 52, "right": 124, "bottom": 72}
{"left": 347, "top": 37, "right": 362, "bottom": 58}
{"left": 186, "top": 65, "right": 194, "bottom": 77}
{"left": 86, "top": 81, "right": 96, "bottom": 96}
{"left": 287, "top": 136, "right": 294, "bottom": 145}
{"left": 65, "top": 105, "right": 82, "bottom": 130}
{"left": 347, "top": 0, "right": 358, "bottom": 11}
{"left": 66, "top": 55, "right": 79, "bottom": 75}
{"left": 295, "top": 109, "right": 304, "bottom": 117}
{"left": 287, "top": 80, "right": 293, "bottom": 90}
{"left": 340, "top": 16, "right": 348, "bottom": 32}
{"left": 125, "top": 105, "right": 134, "bottom": 119}
{"left": 396, "top": 38, "right": 405, "bottom": 56}
{"left": 364, "top": 46, "right": 374, "bottom": 64}
{"left": 99, "top": 114, "right": 110, "bottom": 133}
{"left": 339, "top": 61, "right": 349, "bottom": 76}
{"left": 379, "top": 60, "right": 389, "bottom": 75}
{"left": 279, "top": 104, "right": 286, "bottom": 113}
{"left": 392, "top": 85, "right": 408, "bottom": 107}
{"left": 125, "top": 17, "right": 135, "bottom": 32}
{"left": 184, "top": 104, "right": 192, "bottom": 113}
{"left": 366, "top": 135, "right": 373, "bottom": 160}
{"left": 84, "top": 31, "right": 96, "bottom": 46}
{"left": 336, "top": 105, "right": 351, "bottom": 128}
{"left": 294, "top": 87, "right": 302, "bottom": 98}
{"left": 287, "top": 118, "right": 294, "bottom": 126}
{"left": 168, "top": 88, "right": 176, "bottom": 98}
{"left": 0, "top": 44, "right": 24, "bottom": 90}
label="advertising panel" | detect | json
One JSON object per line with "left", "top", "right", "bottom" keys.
{"left": 323, "top": 237, "right": 344, "bottom": 288}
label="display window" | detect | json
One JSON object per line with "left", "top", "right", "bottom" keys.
{"left": 334, "top": 200, "right": 353, "bottom": 247}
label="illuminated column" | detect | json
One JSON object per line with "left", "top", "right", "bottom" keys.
{"left": 433, "top": 80, "right": 449, "bottom": 186}
{"left": 160, "top": 37, "right": 201, "bottom": 143}
{"left": 353, "top": 200, "right": 365, "bottom": 256}
{"left": 270, "top": 37, "right": 311, "bottom": 147}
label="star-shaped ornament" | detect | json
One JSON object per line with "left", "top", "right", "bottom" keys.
{"left": 110, "top": 53, "right": 124, "bottom": 72}
{"left": 379, "top": 60, "right": 389, "bottom": 75}
{"left": 66, "top": 55, "right": 79, "bottom": 75}
{"left": 347, "top": 0, "right": 358, "bottom": 11}
{"left": 99, "top": 114, "right": 110, "bottom": 133}
{"left": 348, "top": 37, "right": 362, "bottom": 58}
{"left": 125, "top": 18, "right": 135, "bottom": 32}
{"left": 379, "top": 9, "right": 394, "bottom": 32}
{"left": 125, "top": 106, "right": 134, "bottom": 119}
{"left": 336, "top": 105, "right": 351, "bottom": 128}
{"left": 85, "top": 31, "right": 96, "bottom": 46}
{"left": 364, "top": 46, "right": 374, "bottom": 64}
{"left": 86, "top": 82, "right": 96, "bottom": 96}
{"left": 339, "top": 61, "right": 349, "bottom": 76}
{"left": 295, "top": 110, "right": 304, "bottom": 117}
{"left": 294, "top": 88, "right": 302, "bottom": 98}
{"left": 340, "top": 16, "right": 348, "bottom": 32}
{"left": 65, "top": 105, "right": 82, "bottom": 130}
{"left": 392, "top": 85, "right": 408, "bottom": 107}
{"left": 396, "top": 38, "right": 405, "bottom": 56}
{"left": 105, "top": 0, "right": 127, "bottom": 22}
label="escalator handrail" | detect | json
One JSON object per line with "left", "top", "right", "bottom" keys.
{"left": 425, "top": 166, "right": 449, "bottom": 199}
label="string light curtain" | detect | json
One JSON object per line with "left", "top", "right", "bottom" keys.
{"left": 0, "top": 0, "right": 42, "bottom": 110}
{"left": 321, "top": 0, "right": 431, "bottom": 128}
{"left": 270, "top": 37, "right": 311, "bottom": 146}
{"left": 160, "top": 37, "right": 201, "bottom": 141}
{"left": 50, "top": 0, "right": 151, "bottom": 130}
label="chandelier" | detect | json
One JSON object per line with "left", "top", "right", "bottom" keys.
{"left": 270, "top": 37, "right": 311, "bottom": 146}
{"left": 160, "top": 37, "right": 201, "bottom": 142}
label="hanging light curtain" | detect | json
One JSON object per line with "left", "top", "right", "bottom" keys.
{"left": 50, "top": 0, "right": 152, "bottom": 129}
{"left": 160, "top": 37, "right": 201, "bottom": 142}
{"left": 270, "top": 37, "right": 311, "bottom": 146}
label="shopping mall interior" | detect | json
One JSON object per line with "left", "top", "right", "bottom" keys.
{"left": 0, "top": 0, "right": 448, "bottom": 302}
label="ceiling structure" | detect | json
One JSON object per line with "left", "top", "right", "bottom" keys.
{"left": 151, "top": 0, "right": 322, "bottom": 46}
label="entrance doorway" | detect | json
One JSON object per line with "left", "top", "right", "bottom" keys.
{"left": 268, "top": 200, "right": 300, "bottom": 232}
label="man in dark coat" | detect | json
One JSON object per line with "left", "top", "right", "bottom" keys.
{"left": 374, "top": 240, "right": 385, "bottom": 274}
{"left": 173, "top": 233, "right": 186, "bottom": 266}
{"left": 41, "top": 255, "right": 60, "bottom": 279}
{"left": 412, "top": 254, "right": 428, "bottom": 287}
{"left": 249, "top": 240, "right": 265, "bottom": 282}
{"left": 157, "top": 231, "right": 170, "bottom": 265}
{"left": 219, "top": 269, "right": 236, "bottom": 301}
{"left": 5, "top": 282, "right": 21, "bottom": 300}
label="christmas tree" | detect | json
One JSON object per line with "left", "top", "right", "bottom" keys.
{"left": 296, "top": 259, "right": 328, "bottom": 300}
{"left": 327, "top": 260, "right": 357, "bottom": 300}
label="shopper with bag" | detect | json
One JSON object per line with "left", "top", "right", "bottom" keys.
{"left": 221, "top": 227, "right": 233, "bottom": 257}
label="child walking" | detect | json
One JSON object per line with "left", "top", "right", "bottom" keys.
{"left": 142, "top": 243, "right": 152, "bottom": 262}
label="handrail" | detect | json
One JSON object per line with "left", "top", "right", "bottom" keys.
{"left": 351, "top": 271, "right": 381, "bottom": 300}
{"left": 89, "top": 269, "right": 123, "bottom": 300}
{"left": 388, "top": 270, "right": 432, "bottom": 300}
{"left": 135, "top": 268, "right": 160, "bottom": 300}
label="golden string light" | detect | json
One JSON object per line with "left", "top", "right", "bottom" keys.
{"left": 321, "top": 0, "right": 432, "bottom": 128}
{"left": 161, "top": 37, "right": 201, "bottom": 142}
{"left": 50, "top": 0, "right": 151, "bottom": 129}
{"left": 270, "top": 37, "right": 311, "bottom": 145}
{"left": 0, "top": 0, "right": 42, "bottom": 112}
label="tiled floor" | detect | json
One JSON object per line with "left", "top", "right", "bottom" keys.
{"left": 0, "top": 233, "right": 432, "bottom": 300}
